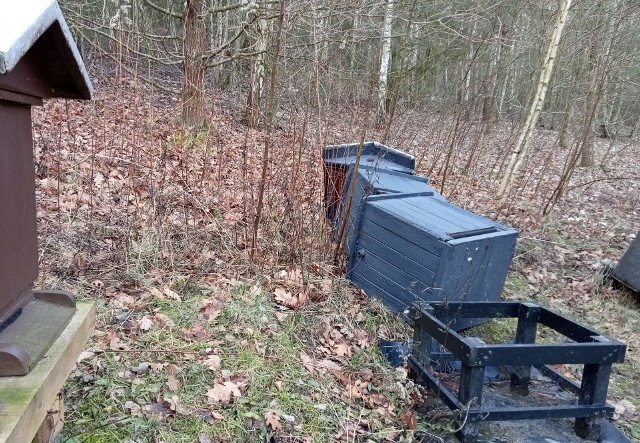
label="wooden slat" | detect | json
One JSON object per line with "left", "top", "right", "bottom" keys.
{"left": 0, "top": 301, "right": 96, "bottom": 443}
{"left": 350, "top": 261, "right": 424, "bottom": 313}
{"left": 358, "top": 228, "right": 438, "bottom": 276}
{"left": 382, "top": 199, "right": 465, "bottom": 236}
{"left": 402, "top": 196, "right": 497, "bottom": 230}
{"left": 362, "top": 205, "right": 445, "bottom": 257}
{"left": 359, "top": 218, "right": 441, "bottom": 273}
{"left": 355, "top": 245, "right": 433, "bottom": 295}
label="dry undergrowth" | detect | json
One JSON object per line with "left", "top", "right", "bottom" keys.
{"left": 32, "top": 75, "right": 640, "bottom": 441}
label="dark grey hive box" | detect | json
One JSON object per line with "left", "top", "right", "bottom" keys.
{"left": 612, "top": 232, "right": 640, "bottom": 293}
{"left": 323, "top": 141, "right": 415, "bottom": 224}
{"left": 337, "top": 164, "right": 445, "bottom": 255}
{"left": 347, "top": 194, "right": 518, "bottom": 329}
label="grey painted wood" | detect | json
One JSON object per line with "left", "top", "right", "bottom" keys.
{"left": 612, "top": 233, "right": 640, "bottom": 292}
{"left": 348, "top": 194, "right": 517, "bottom": 331}
{"left": 359, "top": 217, "right": 441, "bottom": 271}
{"left": 358, "top": 231, "right": 438, "bottom": 279}
{"left": 323, "top": 141, "right": 415, "bottom": 172}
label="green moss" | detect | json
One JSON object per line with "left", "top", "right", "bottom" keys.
{"left": 0, "top": 387, "right": 33, "bottom": 408}
{"left": 465, "top": 318, "right": 517, "bottom": 344}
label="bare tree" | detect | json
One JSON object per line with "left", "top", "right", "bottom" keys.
{"left": 182, "top": 0, "right": 206, "bottom": 126}
{"left": 376, "top": 0, "right": 394, "bottom": 123}
{"left": 499, "top": 0, "right": 572, "bottom": 199}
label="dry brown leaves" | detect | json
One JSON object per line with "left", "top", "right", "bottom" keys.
{"left": 206, "top": 373, "right": 250, "bottom": 405}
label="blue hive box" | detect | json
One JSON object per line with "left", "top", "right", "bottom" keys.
{"left": 323, "top": 141, "right": 415, "bottom": 223}
{"left": 347, "top": 193, "right": 518, "bottom": 329}
{"left": 336, "top": 165, "right": 445, "bottom": 254}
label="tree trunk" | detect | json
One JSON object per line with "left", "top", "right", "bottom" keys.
{"left": 482, "top": 20, "right": 502, "bottom": 123}
{"left": 498, "top": 0, "right": 572, "bottom": 199}
{"left": 247, "top": 6, "right": 269, "bottom": 128}
{"left": 579, "top": 0, "right": 619, "bottom": 166}
{"left": 376, "top": 0, "right": 394, "bottom": 124}
{"left": 182, "top": 0, "right": 206, "bottom": 127}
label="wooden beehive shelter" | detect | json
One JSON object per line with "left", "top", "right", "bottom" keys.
{"left": 0, "top": 0, "right": 93, "bottom": 376}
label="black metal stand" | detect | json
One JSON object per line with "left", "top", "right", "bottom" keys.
{"left": 408, "top": 301, "right": 626, "bottom": 443}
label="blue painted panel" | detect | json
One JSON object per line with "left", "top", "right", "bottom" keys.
{"left": 350, "top": 261, "right": 425, "bottom": 311}
{"left": 323, "top": 141, "right": 415, "bottom": 172}
{"left": 369, "top": 196, "right": 499, "bottom": 241}
{"left": 358, "top": 221, "right": 440, "bottom": 273}
{"left": 362, "top": 204, "right": 446, "bottom": 257}
{"left": 335, "top": 164, "right": 446, "bottom": 253}
{"left": 348, "top": 195, "right": 518, "bottom": 331}
{"left": 323, "top": 141, "right": 518, "bottom": 331}
{"left": 354, "top": 246, "right": 433, "bottom": 295}
{"left": 349, "top": 256, "right": 487, "bottom": 330}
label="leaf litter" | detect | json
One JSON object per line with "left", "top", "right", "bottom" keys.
{"left": 35, "top": 77, "right": 640, "bottom": 441}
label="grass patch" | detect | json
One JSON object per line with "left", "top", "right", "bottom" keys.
{"left": 62, "top": 278, "right": 424, "bottom": 442}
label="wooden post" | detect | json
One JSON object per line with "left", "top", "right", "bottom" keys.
{"left": 574, "top": 332, "right": 613, "bottom": 441}
{"left": 410, "top": 304, "right": 433, "bottom": 365}
{"left": 511, "top": 303, "right": 540, "bottom": 388}
{"left": 456, "top": 337, "right": 485, "bottom": 443}
{"left": 32, "top": 397, "right": 64, "bottom": 443}
{"left": 0, "top": 302, "right": 95, "bottom": 443}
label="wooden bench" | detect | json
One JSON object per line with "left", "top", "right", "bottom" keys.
{"left": 0, "top": 302, "right": 96, "bottom": 443}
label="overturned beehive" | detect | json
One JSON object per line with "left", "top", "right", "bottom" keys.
{"left": 323, "top": 142, "right": 517, "bottom": 329}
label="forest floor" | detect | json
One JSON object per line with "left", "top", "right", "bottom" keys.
{"left": 32, "top": 76, "right": 640, "bottom": 442}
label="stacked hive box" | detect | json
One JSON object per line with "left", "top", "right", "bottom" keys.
{"left": 324, "top": 142, "right": 518, "bottom": 329}
{"left": 323, "top": 141, "right": 415, "bottom": 227}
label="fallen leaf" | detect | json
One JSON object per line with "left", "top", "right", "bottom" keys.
{"left": 137, "top": 315, "right": 154, "bottom": 331}
{"left": 264, "top": 411, "right": 281, "bottom": 430}
{"left": 274, "top": 287, "right": 294, "bottom": 306}
{"left": 183, "top": 324, "right": 208, "bottom": 340}
{"left": 334, "top": 343, "right": 352, "bottom": 357}
{"left": 206, "top": 380, "right": 245, "bottom": 404}
{"left": 149, "top": 287, "right": 165, "bottom": 299}
{"left": 163, "top": 286, "right": 182, "bottom": 301}
{"left": 400, "top": 409, "right": 417, "bottom": 430}
{"left": 203, "top": 354, "right": 221, "bottom": 371}
{"left": 124, "top": 400, "right": 142, "bottom": 416}
{"left": 317, "top": 359, "right": 342, "bottom": 372}
{"left": 167, "top": 376, "right": 179, "bottom": 391}
{"left": 199, "top": 293, "right": 226, "bottom": 321}
{"left": 273, "top": 287, "right": 308, "bottom": 309}
{"left": 152, "top": 312, "right": 175, "bottom": 328}
{"left": 369, "top": 393, "right": 389, "bottom": 407}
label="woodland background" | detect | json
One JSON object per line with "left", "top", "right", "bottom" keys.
{"left": 30, "top": 0, "right": 640, "bottom": 441}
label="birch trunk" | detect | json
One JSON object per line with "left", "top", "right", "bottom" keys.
{"left": 482, "top": 20, "right": 502, "bottom": 122}
{"left": 247, "top": 6, "right": 269, "bottom": 128}
{"left": 376, "top": 0, "right": 394, "bottom": 123}
{"left": 498, "top": 0, "right": 572, "bottom": 198}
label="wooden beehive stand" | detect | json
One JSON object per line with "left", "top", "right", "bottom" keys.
{"left": 409, "top": 301, "right": 626, "bottom": 442}
{"left": 0, "top": 1, "right": 95, "bottom": 441}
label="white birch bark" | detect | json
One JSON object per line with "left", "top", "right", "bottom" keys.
{"left": 498, "top": 0, "right": 572, "bottom": 198}
{"left": 247, "top": 7, "right": 268, "bottom": 128}
{"left": 377, "top": 0, "right": 394, "bottom": 122}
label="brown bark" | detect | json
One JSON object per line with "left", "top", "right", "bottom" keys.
{"left": 182, "top": 0, "right": 206, "bottom": 127}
